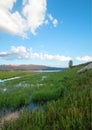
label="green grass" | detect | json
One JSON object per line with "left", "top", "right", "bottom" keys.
{"left": 0, "top": 64, "right": 92, "bottom": 130}
{"left": 0, "top": 71, "right": 34, "bottom": 79}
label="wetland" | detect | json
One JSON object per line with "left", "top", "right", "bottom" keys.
{"left": 0, "top": 64, "right": 91, "bottom": 130}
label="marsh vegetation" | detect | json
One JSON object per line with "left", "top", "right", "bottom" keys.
{"left": 0, "top": 64, "right": 91, "bottom": 130}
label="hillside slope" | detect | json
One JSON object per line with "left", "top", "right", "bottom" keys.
{"left": 78, "top": 62, "right": 92, "bottom": 73}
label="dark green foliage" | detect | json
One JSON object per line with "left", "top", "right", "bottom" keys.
{"left": 69, "top": 60, "right": 73, "bottom": 68}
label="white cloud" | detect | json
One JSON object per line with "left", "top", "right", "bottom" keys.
{"left": 48, "top": 14, "right": 58, "bottom": 27}
{"left": 48, "top": 14, "right": 53, "bottom": 21}
{"left": 23, "top": 0, "right": 47, "bottom": 34}
{"left": 0, "top": 0, "right": 47, "bottom": 37}
{"left": 53, "top": 19, "right": 58, "bottom": 27}
{"left": 11, "top": 46, "right": 29, "bottom": 58}
{"left": 0, "top": 0, "right": 16, "bottom": 11}
{"left": 0, "top": 46, "right": 72, "bottom": 61}
{"left": 0, "top": 0, "right": 27, "bottom": 37}
{"left": 44, "top": 20, "right": 49, "bottom": 25}
{"left": 0, "top": 0, "right": 59, "bottom": 37}
{"left": 23, "top": 0, "right": 28, "bottom": 6}
{"left": 76, "top": 56, "right": 92, "bottom": 61}
{"left": 0, "top": 9, "right": 27, "bottom": 37}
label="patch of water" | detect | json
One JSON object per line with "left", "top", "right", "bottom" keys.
{"left": 2, "top": 88, "right": 7, "bottom": 92}
{"left": 34, "top": 70, "right": 62, "bottom": 72}
{"left": 41, "top": 76, "right": 47, "bottom": 80}
{"left": 23, "top": 84, "right": 30, "bottom": 88}
{"left": 28, "top": 102, "right": 43, "bottom": 111}
{"left": 37, "top": 83, "right": 43, "bottom": 87}
{"left": 0, "top": 79, "right": 3, "bottom": 83}
{"left": 0, "top": 77, "right": 20, "bottom": 83}
{"left": 36, "top": 84, "right": 44, "bottom": 89}
{"left": 15, "top": 83, "right": 22, "bottom": 88}
{"left": 14, "top": 83, "right": 35, "bottom": 88}
{"left": 30, "top": 84, "right": 35, "bottom": 87}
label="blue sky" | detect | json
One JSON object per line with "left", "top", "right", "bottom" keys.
{"left": 0, "top": 0, "right": 91, "bottom": 67}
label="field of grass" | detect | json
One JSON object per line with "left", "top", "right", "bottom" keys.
{"left": 0, "top": 71, "right": 35, "bottom": 79}
{"left": 0, "top": 64, "right": 91, "bottom": 130}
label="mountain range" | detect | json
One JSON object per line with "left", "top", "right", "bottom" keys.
{"left": 0, "top": 64, "right": 65, "bottom": 71}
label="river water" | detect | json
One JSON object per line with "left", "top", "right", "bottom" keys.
{"left": 0, "top": 77, "right": 20, "bottom": 83}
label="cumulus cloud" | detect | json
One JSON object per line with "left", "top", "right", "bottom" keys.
{"left": 23, "top": 0, "right": 28, "bottom": 5}
{"left": 0, "top": 0, "right": 27, "bottom": 37}
{"left": 11, "top": 46, "right": 29, "bottom": 58}
{"left": 0, "top": 46, "right": 71, "bottom": 61}
{"left": 0, "top": 9, "right": 27, "bottom": 37}
{"left": 0, "top": 0, "right": 16, "bottom": 11}
{"left": 76, "top": 56, "right": 92, "bottom": 61}
{"left": 0, "top": 0, "right": 47, "bottom": 36}
{"left": 0, "top": 0, "right": 58, "bottom": 37}
{"left": 23, "top": 0, "right": 47, "bottom": 34}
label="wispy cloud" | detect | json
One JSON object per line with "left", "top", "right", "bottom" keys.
{"left": 76, "top": 56, "right": 92, "bottom": 61}
{"left": 0, "top": 46, "right": 72, "bottom": 61}
{"left": 48, "top": 14, "right": 53, "bottom": 21}
{"left": 0, "top": 0, "right": 58, "bottom": 37}
{"left": 48, "top": 14, "right": 58, "bottom": 27}
{"left": 53, "top": 19, "right": 58, "bottom": 27}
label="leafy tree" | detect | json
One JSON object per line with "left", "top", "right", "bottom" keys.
{"left": 69, "top": 60, "right": 73, "bottom": 68}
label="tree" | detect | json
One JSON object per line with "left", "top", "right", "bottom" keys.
{"left": 69, "top": 60, "right": 73, "bottom": 68}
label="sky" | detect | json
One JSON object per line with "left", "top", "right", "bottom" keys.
{"left": 0, "top": 0, "right": 91, "bottom": 67}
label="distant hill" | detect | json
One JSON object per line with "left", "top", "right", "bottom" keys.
{"left": 0, "top": 64, "right": 65, "bottom": 71}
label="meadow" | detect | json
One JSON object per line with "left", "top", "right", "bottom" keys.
{"left": 0, "top": 64, "right": 91, "bottom": 130}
